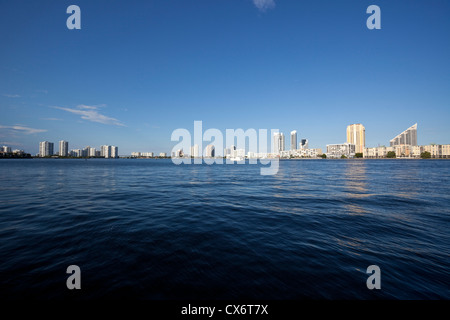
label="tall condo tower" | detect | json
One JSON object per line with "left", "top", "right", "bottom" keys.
{"left": 346, "top": 124, "right": 365, "bottom": 154}
{"left": 290, "top": 130, "right": 297, "bottom": 151}
{"left": 273, "top": 132, "right": 285, "bottom": 154}
{"left": 390, "top": 123, "right": 417, "bottom": 146}
{"left": 59, "top": 140, "right": 68, "bottom": 157}
{"left": 39, "top": 141, "right": 54, "bottom": 157}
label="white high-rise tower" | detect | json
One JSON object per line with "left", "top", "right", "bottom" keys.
{"left": 59, "top": 140, "right": 68, "bottom": 157}
{"left": 290, "top": 130, "right": 297, "bottom": 151}
{"left": 273, "top": 132, "right": 285, "bottom": 154}
{"left": 39, "top": 141, "right": 54, "bottom": 157}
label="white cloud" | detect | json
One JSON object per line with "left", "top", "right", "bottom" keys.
{"left": 0, "top": 125, "right": 47, "bottom": 134}
{"left": 2, "top": 94, "right": 20, "bottom": 98}
{"left": 53, "top": 104, "right": 125, "bottom": 127}
{"left": 253, "top": 0, "right": 276, "bottom": 12}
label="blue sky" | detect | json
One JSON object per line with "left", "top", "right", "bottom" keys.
{"left": 1, "top": 0, "right": 449, "bottom": 155}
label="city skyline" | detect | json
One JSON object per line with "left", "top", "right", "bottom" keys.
{"left": 2, "top": 119, "right": 450, "bottom": 159}
{"left": 0, "top": 120, "right": 446, "bottom": 157}
{"left": 1, "top": 1, "right": 450, "bottom": 154}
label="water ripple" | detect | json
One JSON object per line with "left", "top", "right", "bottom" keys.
{"left": 0, "top": 159, "right": 449, "bottom": 299}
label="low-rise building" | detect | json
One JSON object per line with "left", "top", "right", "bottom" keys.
{"left": 326, "top": 143, "right": 355, "bottom": 158}
{"left": 364, "top": 144, "right": 450, "bottom": 158}
{"left": 141, "top": 152, "right": 154, "bottom": 157}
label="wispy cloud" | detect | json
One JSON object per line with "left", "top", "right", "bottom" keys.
{"left": 0, "top": 141, "right": 24, "bottom": 147}
{"left": 3, "top": 94, "right": 20, "bottom": 98}
{"left": 253, "top": 0, "right": 276, "bottom": 12}
{"left": 41, "top": 117, "right": 62, "bottom": 121}
{"left": 143, "top": 123, "right": 160, "bottom": 129}
{"left": 53, "top": 104, "right": 125, "bottom": 127}
{"left": 35, "top": 89, "right": 48, "bottom": 94}
{"left": 0, "top": 125, "right": 47, "bottom": 134}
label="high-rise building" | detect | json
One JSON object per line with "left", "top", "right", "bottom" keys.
{"left": 300, "top": 139, "right": 309, "bottom": 149}
{"left": 72, "top": 149, "right": 82, "bottom": 157}
{"left": 273, "top": 133, "right": 279, "bottom": 153}
{"left": 111, "top": 146, "right": 119, "bottom": 158}
{"left": 89, "top": 147, "right": 96, "bottom": 157}
{"left": 59, "top": 140, "right": 68, "bottom": 157}
{"left": 346, "top": 124, "right": 365, "bottom": 154}
{"left": 273, "top": 132, "right": 285, "bottom": 154}
{"left": 390, "top": 123, "right": 418, "bottom": 146}
{"left": 191, "top": 144, "right": 199, "bottom": 157}
{"left": 224, "top": 145, "right": 236, "bottom": 157}
{"left": 39, "top": 141, "right": 54, "bottom": 157}
{"left": 290, "top": 130, "right": 297, "bottom": 151}
{"left": 205, "top": 144, "right": 215, "bottom": 158}
{"left": 2, "top": 146, "right": 12, "bottom": 153}
{"left": 101, "top": 145, "right": 111, "bottom": 158}
{"left": 82, "top": 146, "right": 90, "bottom": 157}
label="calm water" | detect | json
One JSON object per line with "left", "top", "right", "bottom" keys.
{"left": 0, "top": 159, "right": 448, "bottom": 299}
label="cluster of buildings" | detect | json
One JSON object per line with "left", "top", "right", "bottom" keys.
{"left": 272, "top": 131, "right": 322, "bottom": 158}
{"left": 365, "top": 144, "right": 450, "bottom": 159}
{"left": 326, "top": 123, "right": 366, "bottom": 158}
{"left": 130, "top": 152, "right": 168, "bottom": 158}
{"left": 326, "top": 123, "right": 450, "bottom": 159}
{"left": 275, "top": 131, "right": 322, "bottom": 158}
{"left": 38, "top": 141, "right": 119, "bottom": 158}
{"left": 173, "top": 145, "right": 216, "bottom": 158}
{"left": 171, "top": 122, "right": 450, "bottom": 160}
{"left": 3, "top": 122, "right": 450, "bottom": 160}
{"left": 172, "top": 130, "right": 322, "bottom": 159}
{"left": 1, "top": 145, "right": 26, "bottom": 155}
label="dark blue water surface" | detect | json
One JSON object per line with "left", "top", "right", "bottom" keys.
{"left": 0, "top": 159, "right": 448, "bottom": 299}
